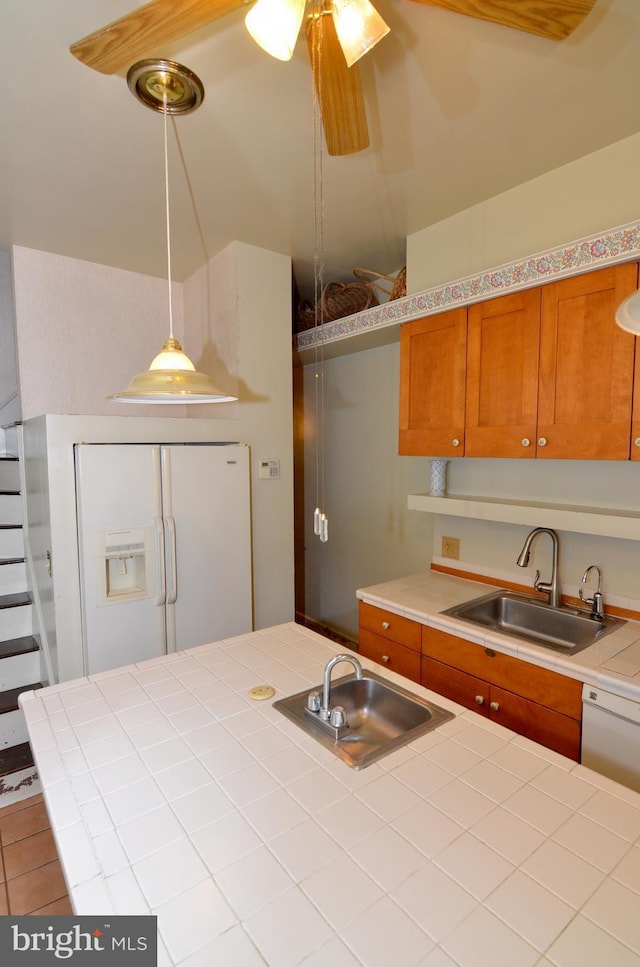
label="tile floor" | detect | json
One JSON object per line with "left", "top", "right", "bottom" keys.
{"left": 0, "top": 793, "right": 72, "bottom": 915}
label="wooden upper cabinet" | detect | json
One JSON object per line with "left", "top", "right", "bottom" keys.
{"left": 465, "top": 289, "right": 541, "bottom": 457}
{"left": 538, "top": 264, "right": 639, "bottom": 459}
{"left": 399, "top": 309, "right": 467, "bottom": 456}
{"left": 633, "top": 343, "right": 640, "bottom": 461}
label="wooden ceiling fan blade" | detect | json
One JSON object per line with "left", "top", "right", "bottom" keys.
{"left": 70, "top": 0, "right": 246, "bottom": 74}
{"left": 306, "top": 12, "right": 369, "bottom": 157}
{"left": 409, "top": 0, "right": 598, "bottom": 41}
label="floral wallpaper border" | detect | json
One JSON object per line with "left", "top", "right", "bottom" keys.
{"left": 295, "top": 219, "right": 640, "bottom": 352}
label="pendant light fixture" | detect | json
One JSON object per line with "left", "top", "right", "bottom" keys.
{"left": 615, "top": 289, "right": 640, "bottom": 335}
{"left": 109, "top": 60, "right": 236, "bottom": 405}
{"left": 310, "top": 1, "right": 329, "bottom": 544}
{"left": 245, "top": 0, "right": 389, "bottom": 66}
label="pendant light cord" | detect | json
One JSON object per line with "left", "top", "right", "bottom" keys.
{"left": 163, "top": 91, "right": 174, "bottom": 341}
{"left": 312, "top": 3, "right": 328, "bottom": 542}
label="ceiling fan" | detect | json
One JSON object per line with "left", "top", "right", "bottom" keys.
{"left": 70, "top": 0, "right": 597, "bottom": 156}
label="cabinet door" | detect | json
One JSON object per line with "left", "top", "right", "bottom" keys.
{"left": 422, "top": 627, "right": 582, "bottom": 718}
{"left": 466, "top": 289, "right": 541, "bottom": 457}
{"left": 360, "top": 630, "right": 421, "bottom": 682}
{"left": 632, "top": 331, "right": 640, "bottom": 462}
{"left": 422, "top": 656, "right": 488, "bottom": 716}
{"left": 489, "top": 686, "right": 581, "bottom": 761}
{"left": 399, "top": 310, "right": 467, "bottom": 456}
{"left": 538, "top": 264, "right": 639, "bottom": 459}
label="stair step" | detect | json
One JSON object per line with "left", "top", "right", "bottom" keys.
{"left": 0, "top": 683, "right": 42, "bottom": 716}
{"left": 0, "top": 636, "right": 39, "bottom": 660}
{"left": 0, "top": 592, "right": 32, "bottom": 610}
{"left": 0, "top": 742, "right": 34, "bottom": 778}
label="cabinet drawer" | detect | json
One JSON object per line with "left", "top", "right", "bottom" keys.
{"left": 422, "top": 656, "right": 489, "bottom": 717}
{"left": 359, "top": 630, "right": 421, "bottom": 682}
{"left": 490, "top": 685, "right": 581, "bottom": 761}
{"left": 422, "top": 627, "right": 582, "bottom": 718}
{"left": 359, "top": 602, "right": 421, "bottom": 651}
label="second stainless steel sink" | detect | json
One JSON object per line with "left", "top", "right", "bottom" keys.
{"left": 274, "top": 670, "right": 454, "bottom": 769}
{"left": 442, "top": 590, "right": 623, "bottom": 654}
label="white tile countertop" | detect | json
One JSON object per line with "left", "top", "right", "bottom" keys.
{"left": 20, "top": 622, "right": 640, "bottom": 967}
{"left": 357, "top": 570, "right": 640, "bottom": 702}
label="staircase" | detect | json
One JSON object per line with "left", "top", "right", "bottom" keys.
{"left": 0, "top": 426, "right": 42, "bottom": 806}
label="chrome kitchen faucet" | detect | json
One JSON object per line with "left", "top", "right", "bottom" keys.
{"left": 516, "top": 527, "right": 561, "bottom": 607}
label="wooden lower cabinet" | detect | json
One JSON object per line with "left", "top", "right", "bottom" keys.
{"left": 422, "top": 627, "right": 582, "bottom": 761}
{"left": 359, "top": 602, "right": 421, "bottom": 684}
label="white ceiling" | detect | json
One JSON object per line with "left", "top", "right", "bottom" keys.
{"left": 2, "top": 1, "right": 640, "bottom": 301}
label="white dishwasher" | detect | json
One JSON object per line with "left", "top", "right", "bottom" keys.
{"left": 581, "top": 684, "right": 640, "bottom": 793}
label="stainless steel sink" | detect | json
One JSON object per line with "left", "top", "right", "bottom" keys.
{"left": 273, "top": 670, "right": 454, "bottom": 769}
{"left": 442, "top": 590, "right": 623, "bottom": 654}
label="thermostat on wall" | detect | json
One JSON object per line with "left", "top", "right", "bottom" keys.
{"left": 258, "top": 459, "right": 280, "bottom": 479}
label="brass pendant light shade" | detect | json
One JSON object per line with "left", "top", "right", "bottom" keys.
{"left": 109, "top": 62, "right": 236, "bottom": 406}
{"left": 109, "top": 338, "right": 237, "bottom": 404}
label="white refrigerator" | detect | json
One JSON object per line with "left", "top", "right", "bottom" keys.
{"left": 75, "top": 442, "right": 253, "bottom": 675}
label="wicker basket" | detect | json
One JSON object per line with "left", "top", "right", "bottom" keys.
{"left": 321, "top": 281, "right": 378, "bottom": 321}
{"left": 295, "top": 280, "right": 378, "bottom": 332}
{"left": 354, "top": 266, "right": 407, "bottom": 301}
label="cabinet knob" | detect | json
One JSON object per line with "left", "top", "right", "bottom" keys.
{"left": 381, "top": 621, "right": 390, "bottom": 630}
{"left": 489, "top": 701, "right": 500, "bottom": 712}
{"left": 475, "top": 695, "right": 485, "bottom": 706}
{"left": 381, "top": 655, "right": 390, "bottom": 663}
{"left": 521, "top": 438, "right": 531, "bottom": 447}
{"left": 452, "top": 438, "right": 460, "bottom": 447}
{"left": 635, "top": 438, "right": 640, "bottom": 447}
{"left": 538, "top": 437, "right": 547, "bottom": 447}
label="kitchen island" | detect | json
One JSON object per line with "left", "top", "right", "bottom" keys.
{"left": 20, "top": 621, "right": 640, "bottom": 966}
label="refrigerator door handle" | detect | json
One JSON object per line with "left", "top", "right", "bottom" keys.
{"left": 154, "top": 516, "right": 166, "bottom": 606}
{"left": 166, "top": 515, "right": 178, "bottom": 605}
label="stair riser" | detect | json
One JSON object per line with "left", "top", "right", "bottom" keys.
{"left": 0, "top": 709, "right": 29, "bottom": 750}
{"left": 0, "top": 493, "right": 22, "bottom": 526}
{"left": 0, "top": 462, "right": 19, "bottom": 491}
{"left": 0, "top": 528, "right": 24, "bottom": 559}
{"left": 0, "top": 562, "right": 27, "bottom": 594}
{"left": 0, "top": 652, "right": 40, "bottom": 691}
{"left": 0, "top": 605, "right": 32, "bottom": 641}
{"left": 1, "top": 425, "right": 19, "bottom": 456}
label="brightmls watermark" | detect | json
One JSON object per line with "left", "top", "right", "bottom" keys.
{"left": 0, "top": 917, "right": 157, "bottom": 964}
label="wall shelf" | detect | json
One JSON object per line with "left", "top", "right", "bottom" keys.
{"left": 407, "top": 493, "right": 640, "bottom": 541}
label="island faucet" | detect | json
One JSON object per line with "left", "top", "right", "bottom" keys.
{"left": 516, "top": 527, "right": 561, "bottom": 608}
{"left": 320, "top": 653, "right": 363, "bottom": 721}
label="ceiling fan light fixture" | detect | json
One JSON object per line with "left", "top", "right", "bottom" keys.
{"left": 331, "top": 0, "right": 390, "bottom": 67}
{"left": 245, "top": 0, "right": 307, "bottom": 61}
{"left": 615, "top": 290, "right": 640, "bottom": 335}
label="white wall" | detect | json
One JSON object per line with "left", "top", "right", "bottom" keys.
{"left": 301, "top": 342, "right": 434, "bottom": 639}
{"left": 11, "top": 246, "right": 191, "bottom": 420}
{"left": 407, "top": 132, "right": 640, "bottom": 293}
{"left": 18, "top": 241, "right": 294, "bottom": 681}
{"left": 302, "top": 133, "right": 640, "bottom": 638}
{"left": 184, "top": 242, "right": 295, "bottom": 630}
{"left": 0, "top": 251, "right": 19, "bottom": 426}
